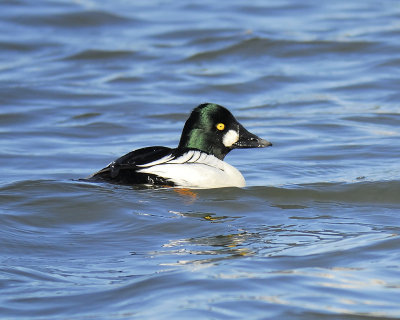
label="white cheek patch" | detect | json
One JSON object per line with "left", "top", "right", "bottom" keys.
{"left": 222, "top": 129, "right": 239, "bottom": 147}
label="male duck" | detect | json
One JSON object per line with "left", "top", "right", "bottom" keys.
{"left": 89, "top": 103, "right": 272, "bottom": 188}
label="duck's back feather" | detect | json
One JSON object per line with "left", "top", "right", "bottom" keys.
{"left": 88, "top": 146, "right": 175, "bottom": 186}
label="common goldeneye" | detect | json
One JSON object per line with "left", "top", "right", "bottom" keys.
{"left": 88, "top": 103, "right": 272, "bottom": 188}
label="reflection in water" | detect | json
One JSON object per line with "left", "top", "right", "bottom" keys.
{"left": 153, "top": 206, "right": 394, "bottom": 270}
{"left": 159, "top": 232, "right": 254, "bottom": 266}
{"left": 153, "top": 210, "right": 256, "bottom": 265}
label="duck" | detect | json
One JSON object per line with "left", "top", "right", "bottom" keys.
{"left": 88, "top": 103, "right": 272, "bottom": 188}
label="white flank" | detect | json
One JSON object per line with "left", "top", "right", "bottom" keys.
{"left": 137, "top": 150, "right": 245, "bottom": 188}
{"left": 222, "top": 129, "right": 239, "bottom": 147}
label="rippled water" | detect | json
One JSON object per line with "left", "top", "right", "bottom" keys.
{"left": 1, "top": 1, "right": 400, "bottom": 319}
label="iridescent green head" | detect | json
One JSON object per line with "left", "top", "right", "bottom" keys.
{"left": 178, "top": 103, "right": 272, "bottom": 160}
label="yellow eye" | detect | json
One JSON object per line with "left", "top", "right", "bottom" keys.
{"left": 216, "top": 123, "right": 225, "bottom": 131}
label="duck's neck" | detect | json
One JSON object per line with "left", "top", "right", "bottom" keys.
{"left": 178, "top": 129, "right": 230, "bottom": 160}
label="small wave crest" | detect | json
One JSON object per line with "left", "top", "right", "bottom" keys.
{"left": 247, "top": 180, "right": 400, "bottom": 205}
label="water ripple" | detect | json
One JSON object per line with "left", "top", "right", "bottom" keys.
{"left": 1, "top": 0, "right": 400, "bottom": 318}
{"left": 9, "top": 10, "right": 132, "bottom": 28}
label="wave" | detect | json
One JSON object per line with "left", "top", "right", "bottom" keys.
{"left": 9, "top": 9, "right": 133, "bottom": 28}
{"left": 62, "top": 49, "right": 136, "bottom": 61}
{"left": 184, "top": 37, "right": 377, "bottom": 62}
{"left": 2, "top": 179, "right": 400, "bottom": 206}
{"left": 246, "top": 180, "right": 400, "bottom": 205}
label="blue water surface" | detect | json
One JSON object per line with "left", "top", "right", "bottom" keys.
{"left": 1, "top": 1, "right": 400, "bottom": 319}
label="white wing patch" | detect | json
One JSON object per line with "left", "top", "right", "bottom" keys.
{"left": 222, "top": 129, "right": 239, "bottom": 147}
{"left": 136, "top": 153, "right": 175, "bottom": 168}
{"left": 136, "top": 150, "right": 245, "bottom": 188}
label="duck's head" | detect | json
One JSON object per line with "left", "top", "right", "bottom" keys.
{"left": 178, "top": 103, "right": 272, "bottom": 160}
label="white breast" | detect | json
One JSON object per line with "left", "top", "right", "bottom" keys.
{"left": 136, "top": 150, "right": 246, "bottom": 189}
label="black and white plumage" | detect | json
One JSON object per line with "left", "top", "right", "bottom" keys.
{"left": 88, "top": 103, "right": 272, "bottom": 189}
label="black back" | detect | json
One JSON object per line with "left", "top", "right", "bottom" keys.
{"left": 88, "top": 146, "right": 175, "bottom": 186}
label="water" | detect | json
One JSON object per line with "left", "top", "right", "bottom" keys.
{"left": 1, "top": 0, "right": 400, "bottom": 319}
